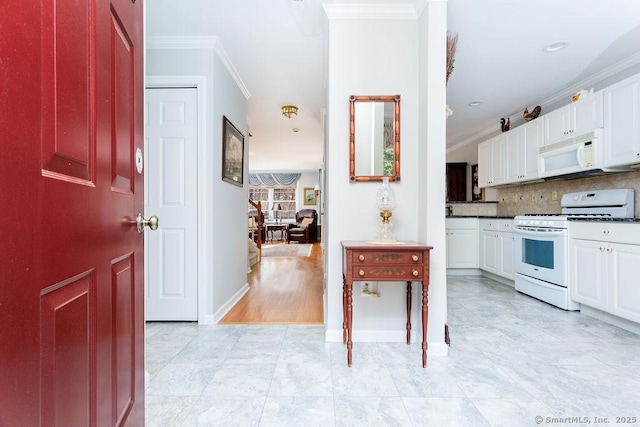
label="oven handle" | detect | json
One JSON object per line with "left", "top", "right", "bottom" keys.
{"left": 514, "top": 226, "right": 566, "bottom": 236}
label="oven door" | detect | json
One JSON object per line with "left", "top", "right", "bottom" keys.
{"left": 514, "top": 225, "right": 567, "bottom": 286}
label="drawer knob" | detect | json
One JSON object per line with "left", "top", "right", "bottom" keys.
{"left": 603, "top": 230, "right": 610, "bottom": 235}
{"left": 358, "top": 255, "right": 365, "bottom": 262}
{"left": 412, "top": 255, "right": 418, "bottom": 262}
{"left": 412, "top": 270, "right": 419, "bottom": 277}
{"left": 359, "top": 269, "right": 365, "bottom": 277}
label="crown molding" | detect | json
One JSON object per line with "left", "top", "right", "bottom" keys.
{"left": 323, "top": 4, "right": 418, "bottom": 20}
{"left": 146, "top": 36, "right": 251, "bottom": 100}
{"left": 447, "top": 52, "right": 640, "bottom": 153}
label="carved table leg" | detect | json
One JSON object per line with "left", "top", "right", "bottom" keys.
{"left": 406, "top": 281, "right": 412, "bottom": 345}
{"left": 346, "top": 281, "right": 353, "bottom": 367}
{"left": 342, "top": 275, "right": 347, "bottom": 344}
{"left": 422, "top": 281, "right": 429, "bottom": 368}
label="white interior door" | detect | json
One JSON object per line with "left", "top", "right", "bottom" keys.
{"left": 145, "top": 87, "right": 198, "bottom": 320}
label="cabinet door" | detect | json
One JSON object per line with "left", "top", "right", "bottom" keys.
{"left": 447, "top": 229, "right": 478, "bottom": 268}
{"left": 522, "top": 119, "right": 543, "bottom": 181}
{"left": 609, "top": 242, "right": 640, "bottom": 323}
{"left": 604, "top": 74, "right": 640, "bottom": 167}
{"left": 504, "top": 128, "right": 522, "bottom": 183}
{"left": 477, "top": 140, "right": 492, "bottom": 188}
{"left": 543, "top": 106, "right": 571, "bottom": 146}
{"left": 569, "top": 239, "right": 608, "bottom": 310}
{"left": 490, "top": 135, "right": 505, "bottom": 186}
{"left": 499, "top": 232, "right": 514, "bottom": 280}
{"left": 573, "top": 90, "right": 604, "bottom": 135}
{"left": 480, "top": 232, "right": 499, "bottom": 274}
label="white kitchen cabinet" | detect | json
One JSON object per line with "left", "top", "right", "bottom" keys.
{"left": 479, "top": 219, "right": 514, "bottom": 280}
{"left": 603, "top": 73, "right": 640, "bottom": 167}
{"left": 543, "top": 91, "right": 603, "bottom": 146}
{"left": 570, "top": 238, "right": 609, "bottom": 310}
{"left": 504, "top": 119, "right": 543, "bottom": 184}
{"left": 477, "top": 134, "right": 504, "bottom": 188}
{"left": 570, "top": 222, "right": 640, "bottom": 324}
{"left": 499, "top": 231, "right": 514, "bottom": 280}
{"left": 446, "top": 218, "right": 478, "bottom": 269}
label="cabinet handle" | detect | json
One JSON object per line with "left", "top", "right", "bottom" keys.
{"left": 606, "top": 247, "right": 613, "bottom": 253}
{"left": 412, "top": 255, "right": 419, "bottom": 262}
{"left": 412, "top": 270, "right": 419, "bottom": 277}
{"left": 599, "top": 246, "right": 605, "bottom": 252}
{"left": 636, "top": 153, "right": 640, "bottom": 157}
{"left": 358, "top": 255, "right": 365, "bottom": 262}
{"left": 358, "top": 269, "right": 365, "bottom": 276}
{"left": 603, "top": 230, "right": 610, "bottom": 235}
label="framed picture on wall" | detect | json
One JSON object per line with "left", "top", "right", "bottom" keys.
{"left": 221, "top": 116, "right": 244, "bottom": 187}
{"left": 303, "top": 187, "right": 316, "bottom": 205}
{"left": 471, "top": 164, "right": 484, "bottom": 201}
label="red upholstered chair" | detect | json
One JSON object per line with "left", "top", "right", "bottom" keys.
{"left": 287, "top": 209, "right": 317, "bottom": 243}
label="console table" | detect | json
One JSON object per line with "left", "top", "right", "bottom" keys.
{"left": 341, "top": 240, "right": 433, "bottom": 367}
{"left": 264, "top": 223, "right": 287, "bottom": 241}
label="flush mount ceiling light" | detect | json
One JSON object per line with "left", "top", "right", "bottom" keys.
{"left": 543, "top": 40, "right": 569, "bottom": 53}
{"left": 468, "top": 101, "right": 484, "bottom": 107}
{"left": 281, "top": 105, "right": 298, "bottom": 119}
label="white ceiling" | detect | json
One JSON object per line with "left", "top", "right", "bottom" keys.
{"left": 146, "top": 0, "right": 640, "bottom": 172}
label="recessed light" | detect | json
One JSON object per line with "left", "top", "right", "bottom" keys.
{"left": 468, "top": 101, "right": 483, "bottom": 107}
{"left": 543, "top": 40, "right": 569, "bottom": 53}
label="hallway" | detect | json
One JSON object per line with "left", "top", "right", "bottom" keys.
{"left": 219, "top": 242, "right": 324, "bottom": 324}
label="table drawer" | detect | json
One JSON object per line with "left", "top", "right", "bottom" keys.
{"left": 352, "top": 265, "right": 424, "bottom": 281}
{"left": 352, "top": 251, "right": 423, "bottom": 265}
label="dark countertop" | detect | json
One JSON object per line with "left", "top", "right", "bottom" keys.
{"left": 446, "top": 215, "right": 515, "bottom": 219}
{"left": 446, "top": 201, "right": 499, "bottom": 204}
{"left": 568, "top": 217, "right": 640, "bottom": 223}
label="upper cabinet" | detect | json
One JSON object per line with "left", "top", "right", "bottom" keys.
{"left": 543, "top": 91, "right": 603, "bottom": 146}
{"left": 603, "top": 73, "right": 640, "bottom": 168}
{"left": 504, "top": 118, "right": 543, "bottom": 184}
{"left": 478, "top": 134, "right": 504, "bottom": 188}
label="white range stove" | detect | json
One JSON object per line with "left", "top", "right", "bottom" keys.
{"left": 513, "top": 189, "right": 635, "bottom": 310}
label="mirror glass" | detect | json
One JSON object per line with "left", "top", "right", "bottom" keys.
{"left": 349, "top": 95, "right": 400, "bottom": 182}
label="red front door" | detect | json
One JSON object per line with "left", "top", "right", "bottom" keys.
{"left": 0, "top": 0, "right": 145, "bottom": 425}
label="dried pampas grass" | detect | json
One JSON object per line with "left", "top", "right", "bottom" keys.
{"left": 446, "top": 31, "right": 459, "bottom": 85}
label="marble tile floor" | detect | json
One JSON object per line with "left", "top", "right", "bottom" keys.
{"left": 145, "top": 276, "right": 640, "bottom": 426}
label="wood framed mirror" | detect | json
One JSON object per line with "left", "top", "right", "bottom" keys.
{"left": 349, "top": 94, "right": 400, "bottom": 182}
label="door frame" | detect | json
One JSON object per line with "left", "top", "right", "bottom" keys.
{"left": 145, "top": 76, "right": 211, "bottom": 324}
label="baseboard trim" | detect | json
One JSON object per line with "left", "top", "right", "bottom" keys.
{"left": 446, "top": 268, "right": 482, "bottom": 276}
{"left": 325, "top": 328, "right": 449, "bottom": 356}
{"left": 480, "top": 270, "right": 515, "bottom": 287}
{"left": 210, "top": 283, "right": 250, "bottom": 324}
{"left": 581, "top": 305, "right": 640, "bottom": 335}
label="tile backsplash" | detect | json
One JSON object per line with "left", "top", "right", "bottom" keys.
{"left": 495, "top": 168, "right": 640, "bottom": 217}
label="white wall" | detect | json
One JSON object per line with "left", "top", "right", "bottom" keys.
{"left": 323, "top": 2, "right": 448, "bottom": 355}
{"left": 146, "top": 37, "right": 249, "bottom": 323}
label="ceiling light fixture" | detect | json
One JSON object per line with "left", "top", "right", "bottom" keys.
{"left": 281, "top": 105, "right": 298, "bottom": 119}
{"left": 543, "top": 40, "right": 569, "bottom": 53}
{"left": 468, "top": 101, "right": 483, "bottom": 107}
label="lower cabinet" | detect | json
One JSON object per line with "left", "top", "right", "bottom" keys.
{"left": 570, "top": 222, "right": 640, "bottom": 324}
{"left": 479, "top": 219, "right": 514, "bottom": 280}
{"left": 445, "top": 218, "right": 478, "bottom": 269}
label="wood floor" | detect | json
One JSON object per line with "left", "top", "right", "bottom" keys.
{"left": 219, "top": 242, "right": 324, "bottom": 324}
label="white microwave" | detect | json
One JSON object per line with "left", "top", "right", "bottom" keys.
{"left": 538, "top": 129, "right": 608, "bottom": 179}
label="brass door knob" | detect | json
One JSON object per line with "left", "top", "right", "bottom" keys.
{"left": 136, "top": 213, "right": 159, "bottom": 233}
